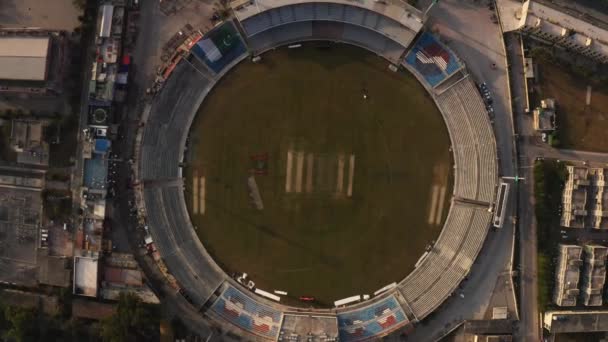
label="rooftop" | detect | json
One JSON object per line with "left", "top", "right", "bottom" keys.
{"left": 0, "top": 184, "right": 42, "bottom": 286}
{"left": 232, "top": 0, "right": 423, "bottom": 38}
{"left": 544, "top": 310, "right": 608, "bottom": 333}
{"left": 37, "top": 252, "right": 71, "bottom": 288}
{"left": 83, "top": 155, "right": 108, "bottom": 191}
{"left": 498, "top": 0, "right": 608, "bottom": 60}
{"left": 73, "top": 256, "right": 99, "bottom": 297}
{"left": 72, "top": 298, "right": 116, "bottom": 320}
{"left": 104, "top": 267, "right": 143, "bottom": 286}
{"left": 0, "top": 37, "right": 50, "bottom": 81}
{"left": 280, "top": 314, "right": 339, "bottom": 342}
{"left": 94, "top": 138, "right": 111, "bottom": 154}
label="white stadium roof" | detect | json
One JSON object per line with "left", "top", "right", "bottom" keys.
{"left": 0, "top": 37, "right": 50, "bottom": 81}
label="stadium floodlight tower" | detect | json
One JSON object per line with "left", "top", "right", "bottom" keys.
{"left": 423, "top": 0, "right": 440, "bottom": 20}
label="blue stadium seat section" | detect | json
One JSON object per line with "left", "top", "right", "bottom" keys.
{"left": 211, "top": 285, "right": 282, "bottom": 339}
{"left": 337, "top": 295, "right": 409, "bottom": 341}
{"left": 191, "top": 21, "right": 247, "bottom": 74}
{"left": 404, "top": 32, "right": 463, "bottom": 88}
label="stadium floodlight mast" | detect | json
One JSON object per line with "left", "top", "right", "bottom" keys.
{"left": 423, "top": 0, "right": 440, "bottom": 20}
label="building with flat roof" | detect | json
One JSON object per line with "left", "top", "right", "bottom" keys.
{"left": 533, "top": 98, "right": 556, "bottom": 132}
{"left": 588, "top": 168, "right": 608, "bottom": 229}
{"left": 9, "top": 119, "right": 49, "bottom": 166}
{"left": 0, "top": 37, "right": 50, "bottom": 81}
{"left": 99, "top": 4, "right": 114, "bottom": 38}
{"left": 83, "top": 155, "right": 108, "bottom": 194}
{"left": 580, "top": 245, "right": 607, "bottom": 306}
{"left": 544, "top": 310, "right": 608, "bottom": 333}
{"left": 73, "top": 255, "right": 99, "bottom": 297}
{"left": 561, "top": 166, "right": 608, "bottom": 228}
{"left": 37, "top": 251, "right": 71, "bottom": 288}
{"left": 553, "top": 244, "right": 583, "bottom": 307}
{"left": 562, "top": 166, "right": 589, "bottom": 228}
{"left": 497, "top": 0, "right": 608, "bottom": 63}
{"left": 0, "top": 170, "right": 44, "bottom": 287}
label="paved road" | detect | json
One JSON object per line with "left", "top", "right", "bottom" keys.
{"left": 506, "top": 29, "right": 608, "bottom": 342}
{"left": 505, "top": 32, "right": 540, "bottom": 342}
{"left": 395, "top": 1, "right": 518, "bottom": 340}
{"left": 108, "top": 1, "right": 225, "bottom": 340}
{"left": 530, "top": 147, "right": 608, "bottom": 165}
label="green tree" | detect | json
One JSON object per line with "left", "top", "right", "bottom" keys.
{"left": 73, "top": 0, "right": 87, "bottom": 10}
{"left": 533, "top": 160, "right": 567, "bottom": 309}
{"left": 214, "top": 0, "right": 232, "bottom": 20}
{"left": 3, "top": 305, "right": 40, "bottom": 342}
{"left": 530, "top": 46, "right": 555, "bottom": 64}
{"left": 101, "top": 293, "right": 159, "bottom": 342}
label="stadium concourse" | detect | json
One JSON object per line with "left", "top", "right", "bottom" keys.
{"left": 136, "top": 1, "right": 499, "bottom": 340}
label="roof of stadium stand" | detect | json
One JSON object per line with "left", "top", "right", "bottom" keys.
{"left": 0, "top": 37, "right": 50, "bottom": 81}
{"left": 232, "top": 0, "right": 424, "bottom": 32}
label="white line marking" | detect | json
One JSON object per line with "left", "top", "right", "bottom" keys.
{"left": 295, "top": 152, "right": 304, "bottom": 193}
{"left": 285, "top": 150, "right": 293, "bottom": 193}
{"left": 336, "top": 154, "right": 345, "bottom": 195}
{"left": 347, "top": 154, "right": 355, "bottom": 197}
{"left": 428, "top": 185, "right": 439, "bottom": 225}
{"left": 306, "top": 153, "right": 314, "bottom": 193}
{"left": 434, "top": 186, "right": 446, "bottom": 225}
{"left": 193, "top": 172, "right": 199, "bottom": 215}
{"left": 200, "top": 176, "right": 206, "bottom": 215}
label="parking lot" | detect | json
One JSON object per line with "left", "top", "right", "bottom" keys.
{"left": 0, "top": 0, "right": 80, "bottom": 31}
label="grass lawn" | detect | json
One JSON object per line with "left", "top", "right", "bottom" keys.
{"left": 185, "top": 44, "right": 453, "bottom": 306}
{"left": 534, "top": 160, "right": 566, "bottom": 310}
{"left": 537, "top": 252, "right": 551, "bottom": 309}
{"left": 536, "top": 61, "right": 608, "bottom": 152}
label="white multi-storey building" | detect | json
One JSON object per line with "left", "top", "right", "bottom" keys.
{"left": 498, "top": 0, "right": 608, "bottom": 63}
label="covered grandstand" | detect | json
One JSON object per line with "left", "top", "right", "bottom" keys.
{"left": 235, "top": 0, "right": 423, "bottom": 62}
{"left": 434, "top": 76, "right": 498, "bottom": 203}
{"left": 137, "top": 1, "right": 499, "bottom": 340}
{"left": 398, "top": 202, "right": 493, "bottom": 319}
{"left": 140, "top": 60, "right": 228, "bottom": 308}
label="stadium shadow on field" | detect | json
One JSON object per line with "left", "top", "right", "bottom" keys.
{"left": 282, "top": 42, "right": 363, "bottom": 71}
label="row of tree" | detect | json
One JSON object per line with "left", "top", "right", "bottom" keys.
{"left": 0, "top": 293, "right": 159, "bottom": 342}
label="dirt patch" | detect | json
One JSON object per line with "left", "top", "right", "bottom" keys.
{"left": 536, "top": 61, "right": 608, "bottom": 152}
